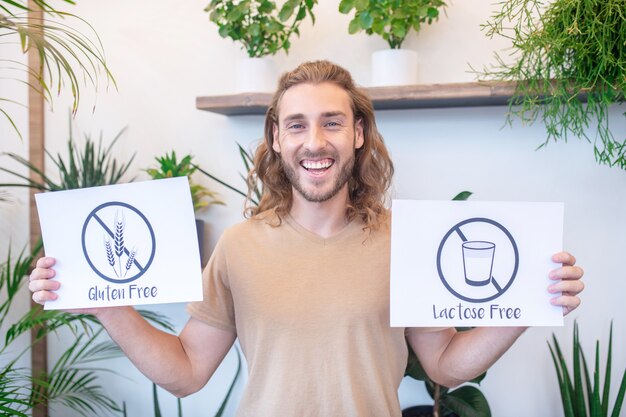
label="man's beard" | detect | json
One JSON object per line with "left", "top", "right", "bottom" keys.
{"left": 281, "top": 152, "right": 355, "bottom": 203}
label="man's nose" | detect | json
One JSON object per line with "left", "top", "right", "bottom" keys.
{"left": 304, "top": 125, "right": 326, "bottom": 150}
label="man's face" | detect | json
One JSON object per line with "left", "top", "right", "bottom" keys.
{"left": 272, "top": 82, "right": 364, "bottom": 203}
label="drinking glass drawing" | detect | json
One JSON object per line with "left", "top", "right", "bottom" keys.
{"left": 462, "top": 241, "right": 495, "bottom": 286}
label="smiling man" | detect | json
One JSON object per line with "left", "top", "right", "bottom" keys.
{"left": 29, "top": 60, "right": 585, "bottom": 417}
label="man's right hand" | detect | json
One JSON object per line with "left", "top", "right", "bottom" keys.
{"left": 28, "top": 256, "right": 105, "bottom": 316}
{"left": 29, "top": 256, "right": 61, "bottom": 305}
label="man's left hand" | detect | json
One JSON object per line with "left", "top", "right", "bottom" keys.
{"left": 548, "top": 251, "right": 584, "bottom": 316}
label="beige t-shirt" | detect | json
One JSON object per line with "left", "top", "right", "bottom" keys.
{"left": 187, "top": 212, "right": 410, "bottom": 417}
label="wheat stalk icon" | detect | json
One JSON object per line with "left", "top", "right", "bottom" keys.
{"left": 104, "top": 236, "right": 118, "bottom": 277}
{"left": 114, "top": 210, "right": 125, "bottom": 277}
{"left": 124, "top": 247, "right": 137, "bottom": 278}
{"left": 101, "top": 208, "right": 142, "bottom": 279}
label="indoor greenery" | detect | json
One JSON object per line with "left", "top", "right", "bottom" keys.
{"left": 0, "top": 123, "right": 134, "bottom": 191}
{"left": 205, "top": 0, "right": 316, "bottom": 57}
{"left": 141, "top": 346, "right": 243, "bottom": 417}
{"left": 405, "top": 343, "right": 489, "bottom": 417}
{"left": 0, "top": 242, "right": 175, "bottom": 416}
{"left": 0, "top": 0, "right": 114, "bottom": 140}
{"left": 338, "top": 0, "right": 446, "bottom": 49}
{"left": 548, "top": 321, "right": 626, "bottom": 417}
{"left": 196, "top": 143, "right": 261, "bottom": 206}
{"left": 402, "top": 191, "right": 490, "bottom": 417}
{"left": 479, "top": 0, "right": 625, "bottom": 169}
{"left": 146, "top": 151, "right": 223, "bottom": 212}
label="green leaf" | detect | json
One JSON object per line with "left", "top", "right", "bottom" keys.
{"left": 338, "top": 0, "right": 355, "bottom": 14}
{"left": 441, "top": 386, "right": 491, "bottom": 417}
{"left": 278, "top": 1, "right": 295, "bottom": 21}
{"left": 348, "top": 16, "right": 361, "bottom": 34}
{"left": 152, "top": 383, "right": 162, "bottom": 417}
{"left": 354, "top": 0, "right": 368, "bottom": 12}
{"left": 452, "top": 191, "right": 472, "bottom": 201}
{"left": 359, "top": 11, "right": 373, "bottom": 29}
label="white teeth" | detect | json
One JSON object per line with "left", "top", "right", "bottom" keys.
{"left": 302, "top": 160, "right": 332, "bottom": 170}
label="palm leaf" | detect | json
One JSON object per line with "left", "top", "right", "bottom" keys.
{"left": 0, "top": 3, "right": 115, "bottom": 140}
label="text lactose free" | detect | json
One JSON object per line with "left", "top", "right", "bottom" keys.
{"left": 432, "top": 303, "right": 521, "bottom": 320}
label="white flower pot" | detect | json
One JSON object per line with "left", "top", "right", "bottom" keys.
{"left": 235, "top": 57, "right": 278, "bottom": 93}
{"left": 371, "top": 49, "right": 418, "bottom": 87}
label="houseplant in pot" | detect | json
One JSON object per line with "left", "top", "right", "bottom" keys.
{"left": 478, "top": 0, "right": 626, "bottom": 170}
{"left": 146, "top": 151, "right": 223, "bottom": 264}
{"left": 403, "top": 342, "right": 490, "bottom": 417}
{"left": 205, "top": 0, "right": 316, "bottom": 92}
{"left": 339, "top": 0, "right": 446, "bottom": 86}
{"left": 548, "top": 321, "right": 626, "bottom": 417}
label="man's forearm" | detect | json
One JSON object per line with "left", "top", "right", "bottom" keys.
{"left": 95, "top": 307, "right": 195, "bottom": 394}
{"left": 438, "top": 326, "right": 527, "bottom": 386}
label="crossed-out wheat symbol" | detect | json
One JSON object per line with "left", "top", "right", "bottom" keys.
{"left": 102, "top": 210, "right": 139, "bottom": 278}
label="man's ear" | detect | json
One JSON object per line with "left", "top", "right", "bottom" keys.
{"left": 355, "top": 119, "right": 364, "bottom": 149}
{"left": 272, "top": 123, "right": 281, "bottom": 153}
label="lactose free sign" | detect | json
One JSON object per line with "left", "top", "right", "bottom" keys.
{"left": 390, "top": 200, "right": 564, "bottom": 327}
{"left": 36, "top": 177, "right": 203, "bottom": 310}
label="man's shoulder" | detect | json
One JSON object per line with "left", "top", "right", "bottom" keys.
{"left": 221, "top": 209, "right": 282, "bottom": 240}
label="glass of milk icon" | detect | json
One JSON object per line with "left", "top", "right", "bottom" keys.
{"left": 462, "top": 241, "right": 495, "bottom": 286}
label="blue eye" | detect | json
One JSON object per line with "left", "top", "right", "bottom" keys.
{"left": 288, "top": 123, "right": 304, "bottom": 130}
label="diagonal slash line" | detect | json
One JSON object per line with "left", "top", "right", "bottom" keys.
{"left": 454, "top": 227, "right": 468, "bottom": 242}
{"left": 491, "top": 277, "right": 502, "bottom": 292}
{"left": 93, "top": 213, "right": 145, "bottom": 271}
{"left": 455, "top": 226, "right": 503, "bottom": 293}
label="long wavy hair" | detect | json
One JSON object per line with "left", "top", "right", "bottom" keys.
{"left": 246, "top": 60, "right": 394, "bottom": 230}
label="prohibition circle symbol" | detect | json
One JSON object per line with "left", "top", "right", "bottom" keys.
{"left": 82, "top": 201, "right": 156, "bottom": 284}
{"left": 436, "top": 217, "right": 519, "bottom": 303}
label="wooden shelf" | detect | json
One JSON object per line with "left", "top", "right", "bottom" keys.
{"left": 196, "top": 81, "right": 517, "bottom": 116}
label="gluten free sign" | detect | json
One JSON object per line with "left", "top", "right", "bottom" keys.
{"left": 390, "top": 200, "right": 564, "bottom": 327}
{"left": 36, "top": 177, "right": 202, "bottom": 310}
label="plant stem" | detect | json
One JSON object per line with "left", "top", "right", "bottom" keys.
{"left": 433, "top": 383, "right": 441, "bottom": 417}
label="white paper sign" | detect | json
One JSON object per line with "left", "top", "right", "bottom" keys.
{"left": 390, "top": 200, "right": 564, "bottom": 327}
{"left": 36, "top": 177, "right": 203, "bottom": 309}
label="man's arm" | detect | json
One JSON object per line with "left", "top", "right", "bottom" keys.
{"left": 407, "top": 251, "right": 584, "bottom": 387}
{"left": 29, "top": 256, "right": 236, "bottom": 398}
{"left": 96, "top": 307, "right": 236, "bottom": 397}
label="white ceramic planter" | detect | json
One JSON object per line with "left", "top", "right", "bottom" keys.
{"left": 371, "top": 49, "right": 418, "bottom": 87}
{"left": 235, "top": 57, "right": 278, "bottom": 93}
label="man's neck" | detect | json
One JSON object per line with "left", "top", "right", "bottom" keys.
{"left": 289, "top": 187, "right": 350, "bottom": 239}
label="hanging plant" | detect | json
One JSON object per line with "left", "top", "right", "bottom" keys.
{"left": 205, "top": 0, "right": 316, "bottom": 57}
{"left": 479, "top": 0, "right": 626, "bottom": 169}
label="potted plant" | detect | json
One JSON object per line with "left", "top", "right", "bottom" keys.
{"left": 204, "top": 0, "right": 316, "bottom": 92}
{"left": 0, "top": 125, "right": 134, "bottom": 192}
{"left": 0, "top": 0, "right": 114, "bottom": 140}
{"left": 145, "top": 151, "right": 223, "bottom": 264}
{"left": 478, "top": 0, "right": 626, "bottom": 170}
{"left": 339, "top": 0, "right": 446, "bottom": 86}
{"left": 404, "top": 342, "right": 490, "bottom": 417}
{"left": 195, "top": 142, "right": 261, "bottom": 207}
{"left": 548, "top": 321, "right": 626, "bottom": 417}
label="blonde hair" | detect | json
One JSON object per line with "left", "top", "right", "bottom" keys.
{"left": 246, "top": 60, "right": 394, "bottom": 230}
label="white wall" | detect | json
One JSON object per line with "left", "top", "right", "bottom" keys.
{"left": 1, "top": 1, "right": 625, "bottom": 416}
